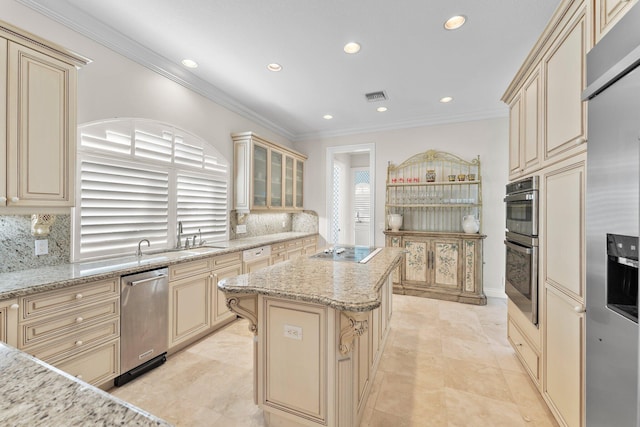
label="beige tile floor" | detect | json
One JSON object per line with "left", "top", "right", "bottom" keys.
{"left": 110, "top": 295, "right": 558, "bottom": 426}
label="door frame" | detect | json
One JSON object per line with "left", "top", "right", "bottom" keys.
{"left": 325, "top": 143, "right": 376, "bottom": 246}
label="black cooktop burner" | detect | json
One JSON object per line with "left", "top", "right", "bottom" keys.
{"left": 310, "top": 245, "right": 381, "bottom": 263}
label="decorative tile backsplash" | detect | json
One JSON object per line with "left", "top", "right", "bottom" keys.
{"left": 0, "top": 215, "right": 71, "bottom": 274}
{"left": 0, "top": 211, "right": 318, "bottom": 274}
{"left": 229, "top": 210, "right": 318, "bottom": 240}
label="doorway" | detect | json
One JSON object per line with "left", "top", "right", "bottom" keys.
{"left": 326, "top": 144, "right": 375, "bottom": 247}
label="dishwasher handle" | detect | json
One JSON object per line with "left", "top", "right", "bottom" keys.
{"left": 128, "top": 274, "right": 169, "bottom": 287}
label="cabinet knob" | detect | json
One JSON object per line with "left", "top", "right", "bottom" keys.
{"left": 10, "top": 196, "right": 19, "bottom": 203}
{"left": 75, "top": 293, "right": 83, "bottom": 300}
{"left": 76, "top": 374, "right": 83, "bottom": 380}
{"left": 76, "top": 317, "right": 84, "bottom": 323}
{"left": 573, "top": 305, "right": 586, "bottom": 313}
{"left": 0, "top": 196, "right": 6, "bottom": 203}
{"left": 75, "top": 340, "right": 83, "bottom": 346}
{"left": 576, "top": 137, "right": 587, "bottom": 145}
{"left": 10, "top": 303, "right": 19, "bottom": 310}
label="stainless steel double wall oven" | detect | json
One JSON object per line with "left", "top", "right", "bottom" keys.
{"left": 504, "top": 176, "right": 539, "bottom": 326}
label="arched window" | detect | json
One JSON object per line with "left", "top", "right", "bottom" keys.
{"left": 73, "top": 119, "right": 229, "bottom": 261}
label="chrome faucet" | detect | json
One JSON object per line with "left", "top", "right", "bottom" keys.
{"left": 137, "top": 239, "right": 150, "bottom": 256}
{"left": 176, "top": 221, "right": 183, "bottom": 248}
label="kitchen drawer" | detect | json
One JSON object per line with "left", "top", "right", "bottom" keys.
{"left": 508, "top": 318, "right": 540, "bottom": 382}
{"left": 55, "top": 338, "right": 120, "bottom": 386}
{"left": 20, "top": 278, "right": 118, "bottom": 320}
{"left": 210, "top": 251, "right": 242, "bottom": 270}
{"left": 286, "top": 239, "right": 303, "bottom": 249}
{"left": 303, "top": 236, "right": 317, "bottom": 246}
{"left": 271, "top": 242, "right": 286, "bottom": 252}
{"left": 28, "top": 318, "right": 120, "bottom": 363}
{"left": 271, "top": 252, "right": 287, "bottom": 265}
{"left": 19, "top": 299, "right": 119, "bottom": 349}
{"left": 169, "top": 258, "right": 210, "bottom": 280}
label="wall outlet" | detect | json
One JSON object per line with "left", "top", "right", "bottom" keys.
{"left": 284, "top": 324, "right": 303, "bottom": 340}
{"left": 282, "top": 221, "right": 286, "bottom": 228}
{"left": 34, "top": 239, "right": 48, "bottom": 256}
{"left": 237, "top": 224, "right": 247, "bottom": 234}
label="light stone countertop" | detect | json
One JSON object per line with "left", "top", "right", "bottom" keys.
{"left": 0, "top": 232, "right": 316, "bottom": 300}
{"left": 0, "top": 342, "right": 171, "bottom": 426}
{"left": 218, "top": 247, "right": 406, "bottom": 312}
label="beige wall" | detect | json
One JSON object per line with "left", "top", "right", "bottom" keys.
{"left": 294, "top": 118, "right": 509, "bottom": 297}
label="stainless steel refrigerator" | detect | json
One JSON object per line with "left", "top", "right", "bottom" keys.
{"left": 583, "top": 4, "right": 640, "bottom": 426}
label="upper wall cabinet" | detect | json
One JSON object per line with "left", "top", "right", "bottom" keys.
{"left": 593, "top": 0, "right": 639, "bottom": 43}
{"left": 543, "top": 5, "right": 588, "bottom": 164}
{"left": 232, "top": 132, "right": 307, "bottom": 213}
{"left": 0, "top": 21, "right": 88, "bottom": 209}
{"left": 502, "top": 0, "right": 588, "bottom": 180}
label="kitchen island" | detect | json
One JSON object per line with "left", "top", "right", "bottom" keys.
{"left": 218, "top": 246, "right": 405, "bottom": 427}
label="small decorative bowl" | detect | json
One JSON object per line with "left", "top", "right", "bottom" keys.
{"left": 457, "top": 174, "right": 466, "bottom": 181}
{"left": 467, "top": 173, "right": 476, "bottom": 181}
{"left": 425, "top": 170, "right": 436, "bottom": 182}
{"left": 448, "top": 175, "right": 456, "bottom": 182}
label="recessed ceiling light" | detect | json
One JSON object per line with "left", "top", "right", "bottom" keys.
{"left": 267, "top": 63, "right": 282, "bottom": 72}
{"left": 343, "top": 42, "right": 361, "bottom": 54}
{"left": 444, "top": 15, "right": 466, "bottom": 30}
{"left": 323, "top": 114, "right": 333, "bottom": 120}
{"left": 377, "top": 107, "right": 388, "bottom": 112}
{"left": 440, "top": 96, "right": 454, "bottom": 103}
{"left": 181, "top": 59, "right": 198, "bottom": 68}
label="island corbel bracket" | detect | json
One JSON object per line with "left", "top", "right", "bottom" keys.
{"left": 339, "top": 311, "right": 369, "bottom": 355}
{"left": 226, "top": 294, "right": 258, "bottom": 334}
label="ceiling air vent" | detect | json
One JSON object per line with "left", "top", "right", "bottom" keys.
{"left": 365, "top": 91, "right": 387, "bottom": 102}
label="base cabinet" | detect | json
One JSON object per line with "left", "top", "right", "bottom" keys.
{"left": 169, "top": 271, "right": 210, "bottom": 348}
{"left": 385, "top": 231, "right": 485, "bottom": 305}
{"left": 0, "top": 298, "right": 19, "bottom": 347}
{"left": 16, "top": 278, "right": 120, "bottom": 387}
{"left": 544, "top": 285, "right": 584, "bottom": 427}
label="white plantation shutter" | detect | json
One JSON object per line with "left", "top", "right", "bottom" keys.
{"left": 75, "top": 119, "right": 229, "bottom": 261}
{"left": 176, "top": 173, "right": 228, "bottom": 243}
{"left": 79, "top": 158, "right": 169, "bottom": 258}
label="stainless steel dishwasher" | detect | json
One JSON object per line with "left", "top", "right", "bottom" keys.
{"left": 114, "top": 267, "right": 169, "bottom": 386}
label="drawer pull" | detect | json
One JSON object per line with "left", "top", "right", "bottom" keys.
{"left": 10, "top": 303, "right": 19, "bottom": 310}
{"left": 76, "top": 317, "right": 84, "bottom": 323}
{"left": 75, "top": 340, "right": 83, "bottom": 346}
{"left": 75, "top": 293, "right": 83, "bottom": 300}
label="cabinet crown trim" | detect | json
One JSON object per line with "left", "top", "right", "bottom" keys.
{"left": 231, "top": 132, "right": 307, "bottom": 160}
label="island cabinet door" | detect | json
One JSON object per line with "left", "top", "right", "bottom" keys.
{"left": 260, "top": 298, "right": 327, "bottom": 424}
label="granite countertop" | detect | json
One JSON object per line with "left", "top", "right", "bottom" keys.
{"left": 0, "top": 232, "right": 317, "bottom": 300}
{"left": 218, "top": 247, "right": 405, "bottom": 312}
{"left": 0, "top": 342, "right": 171, "bottom": 426}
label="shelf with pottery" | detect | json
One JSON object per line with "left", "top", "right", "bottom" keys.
{"left": 384, "top": 150, "right": 486, "bottom": 305}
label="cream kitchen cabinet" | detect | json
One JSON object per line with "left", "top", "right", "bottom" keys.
{"left": 210, "top": 252, "right": 243, "bottom": 326}
{"left": 543, "top": 4, "right": 588, "bottom": 165}
{"left": 0, "top": 298, "right": 19, "bottom": 347}
{"left": 541, "top": 154, "right": 586, "bottom": 426}
{"left": 17, "top": 278, "right": 120, "bottom": 388}
{"left": 593, "top": 0, "right": 639, "bottom": 43}
{"left": 385, "top": 232, "right": 485, "bottom": 305}
{"left": 168, "top": 261, "right": 211, "bottom": 349}
{"left": 509, "top": 67, "right": 542, "bottom": 179}
{"left": 0, "top": 21, "right": 87, "bottom": 208}
{"left": 544, "top": 285, "right": 585, "bottom": 427}
{"left": 232, "top": 132, "right": 307, "bottom": 212}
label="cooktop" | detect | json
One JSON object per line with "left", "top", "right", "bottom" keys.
{"left": 310, "top": 245, "right": 382, "bottom": 264}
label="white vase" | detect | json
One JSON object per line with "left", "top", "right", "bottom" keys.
{"left": 388, "top": 214, "right": 403, "bottom": 232}
{"left": 462, "top": 215, "right": 479, "bottom": 234}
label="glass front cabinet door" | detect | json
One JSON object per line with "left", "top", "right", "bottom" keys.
{"left": 270, "top": 150, "right": 283, "bottom": 208}
{"left": 252, "top": 143, "right": 268, "bottom": 208}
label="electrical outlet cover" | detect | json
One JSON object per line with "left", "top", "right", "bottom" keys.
{"left": 237, "top": 224, "right": 247, "bottom": 234}
{"left": 34, "top": 239, "right": 49, "bottom": 256}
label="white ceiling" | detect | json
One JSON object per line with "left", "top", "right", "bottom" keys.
{"left": 19, "top": 0, "right": 560, "bottom": 141}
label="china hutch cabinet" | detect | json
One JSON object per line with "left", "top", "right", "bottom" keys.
{"left": 232, "top": 132, "right": 306, "bottom": 213}
{"left": 384, "top": 150, "right": 486, "bottom": 305}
